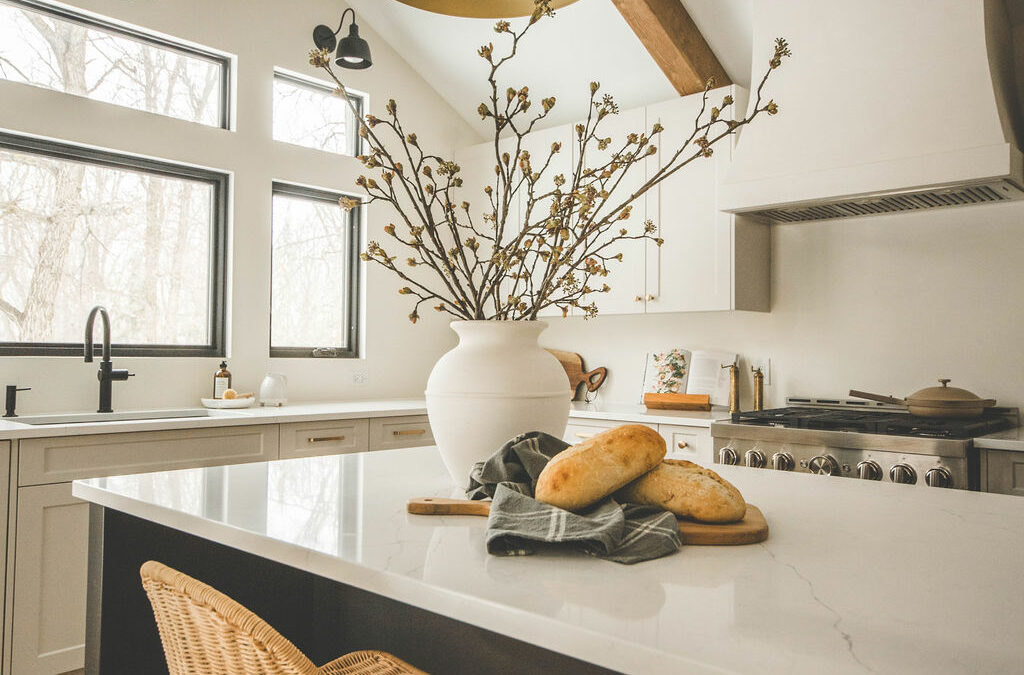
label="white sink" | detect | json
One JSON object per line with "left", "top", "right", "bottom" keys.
{"left": 11, "top": 409, "right": 210, "bottom": 425}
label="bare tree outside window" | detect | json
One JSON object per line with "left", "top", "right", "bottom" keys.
{"left": 271, "top": 184, "right": 359, "bottom": 357}
{"left": 0, "top": 140, "right": 221, "bottom": 348}
{"left": 0, "top": 0, "right": 226, "bottom": 127}
{"left": 0, "top": 1, "right": 229, "bottom": 354}
{"left": 273, "top": 71, "right": 361, "bottom": 155}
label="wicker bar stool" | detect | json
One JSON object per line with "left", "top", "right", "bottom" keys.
{"left": 140, "top": 560, "right": 427, "bottom": 675}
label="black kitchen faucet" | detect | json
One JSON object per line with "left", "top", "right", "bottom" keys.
{"left": 84, "top": 306, "right": 133, "bottom": 413}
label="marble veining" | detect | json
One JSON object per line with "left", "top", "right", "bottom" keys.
{"left": 73, "top": 447, "right": 1024, "bottom": 675}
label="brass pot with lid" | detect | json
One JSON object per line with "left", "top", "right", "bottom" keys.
{"left": 849, "top": 379, "right": 996, "bottom": 418}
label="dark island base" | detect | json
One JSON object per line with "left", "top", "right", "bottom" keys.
{"left": 86, "top": 506, "right": 621, "bottom": 675}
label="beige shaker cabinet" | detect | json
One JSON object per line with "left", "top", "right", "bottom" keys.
{"left": 980, "top": 450, "right": 1024, "bottom": 496}
{"left": 368, "top": 415, "right": 433, "bottom": 452}
{"left": 5, "top": 424, "right": 278, "bottom": 675}
{"left": 9, "top": 484, "right": 88, "bottom": 675}
{"left": 279, "top": 419, "right": 370, "bottom": 459}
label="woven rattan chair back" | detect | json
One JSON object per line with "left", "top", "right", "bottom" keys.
{"left": 140, "top": 560, "right": 426, "bottom": 675}
{"left": 141, "top": 560, "right": 318, "bottom": 674}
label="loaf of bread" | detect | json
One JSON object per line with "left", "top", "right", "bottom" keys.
{"left": 615, "top": 459, "right": 746, "bottom": 523}
{"left": 535, "top": 424, "right": 666, "bottom": 512}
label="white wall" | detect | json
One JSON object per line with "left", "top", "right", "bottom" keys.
{"left": 539, "top": 200, "right": 1024, "bottom": 410}
{"left": 0, "top": 0, "right": 475, "bottom": 414}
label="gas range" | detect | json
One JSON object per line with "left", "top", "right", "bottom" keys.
{"left": 710, "top": 398, "right": 1019, "bottom": 490}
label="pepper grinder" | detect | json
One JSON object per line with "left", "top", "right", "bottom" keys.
{"left": 721, "top": 362, "right": 740, "bottom": 414}
{"left": 751, "top": 366, "right": 765, "bottom": 411}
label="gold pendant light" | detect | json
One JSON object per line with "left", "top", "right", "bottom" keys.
{"left": 393, "top": 0, "right": 580, "bottom": 19}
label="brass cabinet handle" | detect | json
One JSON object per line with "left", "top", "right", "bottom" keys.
{"left": 307, "top": 435, "right": 346, "bottom": 443}
{"left": 574, "top": 432, "right": 595, "bottom": 439}
{"left": 677, "top": 441, "right": 688, "bottom": 449}
{"left": 647, "top": 294, "right": 656, "bottom": 301}
{"left": 633, "top": 295, "right": 643, "bottom": 302}
{"left": 393, "top": 429, "right": 426, "bottom": 436}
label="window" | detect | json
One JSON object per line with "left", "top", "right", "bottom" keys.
{"left": 0, "top": 0, "right": 230, "bottom": 128}
{"left": 273, "top": 70, "right": 362, "bottom": 155}
{"left": 0, "top": 132, "right": 228, "bottom": 356}
{"left": 271, "top": 183, "right": 360, "bottom": 358}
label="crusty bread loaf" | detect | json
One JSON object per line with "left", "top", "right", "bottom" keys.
{"left": 615, "top": 459, "right": 746, "bottom": 523}
{"left": 535, "top": 424, "right": 666, "bottom": 512}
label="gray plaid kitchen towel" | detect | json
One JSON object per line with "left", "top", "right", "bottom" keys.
{"left": 466, "top": 431, "right": 682, "bottom": 564}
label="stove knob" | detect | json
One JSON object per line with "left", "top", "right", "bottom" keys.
{"left": 771, "top": 452, "right": 795, "bottom": 471}
{"left": 889, "top": 463, "right": 917, "bottom": 485}
{"left": 744, "top": 449, "right": 766, "bottom": 468}
{"left": 808, "top": 454, "right": 839, "bottom": 476}
{"left": 856, "top": 460, "right": 883, "bottom": 481}
{"left": 719, "top": 447, "right": 739, "bottom": 465}
{"left": 925, "top": 466, "right": 954, "bottom": 489}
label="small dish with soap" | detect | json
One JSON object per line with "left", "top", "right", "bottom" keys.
{"left": 201, "top": 389, "right": 256, "bottom": 409}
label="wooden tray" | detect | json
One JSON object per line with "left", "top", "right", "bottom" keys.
{"left": 643, "top": 393, "right": 712, "bottom": 411}
{"left": 407, "top": 498, "right": 768, "bottom": 546}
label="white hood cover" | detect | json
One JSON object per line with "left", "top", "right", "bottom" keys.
{"left": 721, "top": 0, "right": 1024, "bottom": 222}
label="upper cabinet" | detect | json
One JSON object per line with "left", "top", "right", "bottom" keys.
{"left": 577, "top": 106, "right": 652, "bottom": 316}
{"left": 452, "top": 84, "right": 769, "bottom": 318}
{"left": 645, "top": 86, "right": 769, "bottom": 314}
{"left": 517, "top": 125, "right": 576, "bottom": 318}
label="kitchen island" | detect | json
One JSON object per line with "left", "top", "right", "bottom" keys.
{"left": 73, "top": 446, "right": 1024, "bottom": 674}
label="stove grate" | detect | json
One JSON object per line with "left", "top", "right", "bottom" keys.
{"left": 730, "top": 407, "right": 1013, "bottom": 439}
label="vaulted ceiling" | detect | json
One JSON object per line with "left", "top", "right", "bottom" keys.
{"left": 348, "top": 0, "right": 753, "bottom": 141}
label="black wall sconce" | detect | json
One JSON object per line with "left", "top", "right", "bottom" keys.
{"left": 312, "top": 8, "right": 372, "bottom": 70}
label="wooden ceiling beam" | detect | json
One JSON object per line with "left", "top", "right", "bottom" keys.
{"left": 611, "top": 0, "right": 731, "bottom": 96}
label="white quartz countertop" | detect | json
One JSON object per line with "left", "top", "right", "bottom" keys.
{"left": 73, "top": 446, "right": 1024, "bottom": 675}
{"left": 0, "top": 399, "right": 716, "bottom": 441}
{"left": 569, "top": 401, "right": 727, "bottom": 427}
{"left": 974, "top": 427, "right": 1024, "bottom": 452}
{"left": 0, "top": 399, "right": 428, "bottom": 440}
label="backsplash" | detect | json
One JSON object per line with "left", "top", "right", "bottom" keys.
{"left": 541, "top": 199, "right": 1024, "bottom": 411}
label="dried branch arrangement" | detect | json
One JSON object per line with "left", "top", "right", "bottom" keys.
{"left": 309, "top": 0, "right": 790, "bottom": 322}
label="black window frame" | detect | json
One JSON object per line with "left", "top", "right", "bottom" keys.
{"left": 1, "top": 0, "right": 233, "bottom": 129}
{"left": 272, "top": 69, "right": 364, "bottom": 157}
{"left": 0, "top": 131, "right": 229, "bottom": 358}
{"left": 269, "top": 182, "right": 361, "bottom": 359}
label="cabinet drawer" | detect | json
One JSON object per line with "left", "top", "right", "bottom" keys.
{"left": 18, "top": 425, "right": 279, "bottom": 486}
{"left": 563, "top": 419, "right": 618, "bottom": 444}
{"left": 658, "top": 425, "right": 713, "bottom": 464}
{"left": 279, "top": 419, "right": 369, "bottom": 459}
{"left": 369, "top": 416, "right": 433, "bottom": 451}
{"left": 984, "top": 450, "right": 1024, "bottom": 496}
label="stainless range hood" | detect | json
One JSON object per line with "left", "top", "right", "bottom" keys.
{"left": 720, "top": 0, "right": 1024, "bottom": 223}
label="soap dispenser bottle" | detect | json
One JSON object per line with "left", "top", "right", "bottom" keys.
{"left": 213, "top": 361, "right": 232, "bottom": 399}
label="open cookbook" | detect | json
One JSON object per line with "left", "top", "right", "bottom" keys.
{"left": 640, "top": 348, "right": 738, "bottom": 407}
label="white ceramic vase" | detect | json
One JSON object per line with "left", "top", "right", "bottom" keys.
{"left": 426, "top": 320, "right": 570, "bottom": 485}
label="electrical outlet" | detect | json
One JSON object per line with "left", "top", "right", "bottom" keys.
{"left": 352, "top": 369, "right": 368, "bottom": 385}
{"left": 751, "top": 358, "right": 772, "bottom": 386}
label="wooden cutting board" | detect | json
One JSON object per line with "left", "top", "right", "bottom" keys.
{"left": 546, "top": 349, "right": 607, "bottom": 401}
{"left": 407, "top": 497, "right": 768, "bottom": 546}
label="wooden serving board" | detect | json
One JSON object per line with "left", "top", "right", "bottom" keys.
{"left": 643, "top": 392, "right": 712, "bottom": 411}
{"left": 407, "top": 498, "right": 768, "bottom": 546}
{"left": 546, "top": 349, "right": 607, "bottom": 401}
